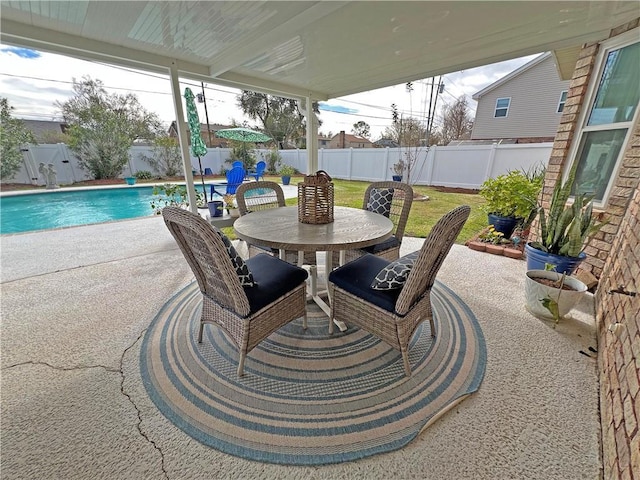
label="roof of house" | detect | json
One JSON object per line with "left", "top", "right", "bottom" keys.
{"left": 332, "top": 133, "right": 371, "bottom": 143}
{"left": 21, "top": 120, "right": 67, "bottom": 141}
{"left": 472, "top": 52, "right": 552, "bottom": 100}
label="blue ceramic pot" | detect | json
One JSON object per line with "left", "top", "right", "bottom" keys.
{"left": 281, "top": 175, "right": 291, "bottom": 186}
{"left": 487, "top": 213, "right": 519, "bottom": 239}
{"left": 208, "top": 200, "right": 223, "bottom": 218}
{"left": 525, "top": 243, "right": 586, "bottom": 275}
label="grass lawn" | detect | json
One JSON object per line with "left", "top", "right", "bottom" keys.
{"left": 238, "top": 176, "right": 486, "bottom": 244}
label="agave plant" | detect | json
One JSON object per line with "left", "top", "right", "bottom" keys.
{"left": 530, "top": 161, "right": 606, "bottom": 258}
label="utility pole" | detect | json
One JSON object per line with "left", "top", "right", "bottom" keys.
{"left": 197, "top": 82, "right": 212, "bottom": 147}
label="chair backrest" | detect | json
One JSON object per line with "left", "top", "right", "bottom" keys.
{"left": 162, "top": 207, "right": 251, "bottom": 316}
{"left": 232, "top": 161, "right": 244, "bottom": 168}
{"left": 255, "top": 161, "right": 266, "bottom": 173}
{"left": 226, "top": 166, "right": 246, "bottom": 194}
{"left": 363, "top": 181, "right": 414, "bottom": 241}
{"left": 395, "top": 205, "right": 471, "bottom": 315}
{"left": 236, "top": 181, "right": 285, "bottom": 215}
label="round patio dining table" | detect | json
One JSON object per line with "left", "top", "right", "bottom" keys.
{"left": 234, "top": 206, "right": 394, "bottom": 327}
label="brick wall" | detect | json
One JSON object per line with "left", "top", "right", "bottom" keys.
{"left": 536, "top": 18, "right": 640, "bottom": 279}
{"left": 596, "top": 180, "right": 640, "bottom": 480}
{"left": 538, "top": 19, "right": 640, "bottom": 479}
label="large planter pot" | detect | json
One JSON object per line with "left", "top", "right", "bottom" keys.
{"left": 392, "top": 175, "right": 403, "bottom": 182}
{"left": 281, "top": 175, "right": 291, "bottom": 186}
{"left": 487, "top": 213, "right": 519, "bottom": 239}
{"left": 525, "top": 243, "right": 586, "bottom": 275}
{"left": 524, "top": 270, "right": 588, "bottom": 321}
{"left": 208, "top": 200, "right": 223, "bottom": 218}
{"left": 124, "top": 177, "right": 136, "bottom": 185}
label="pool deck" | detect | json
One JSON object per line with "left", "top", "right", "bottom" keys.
{"left": 0, "top": 207, "right": 602, "bottom": 479}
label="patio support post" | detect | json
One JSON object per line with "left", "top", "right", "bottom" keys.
{"left": 304, "top": 96, "right": 319, "bottom": 174}
{"left": 169, "top": 61, "right": 198, "bottom": 213}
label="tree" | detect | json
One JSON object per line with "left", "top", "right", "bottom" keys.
{"left": 0, "top": 97, "right": 37, "bottom": 180}
{"left": 141, "top": 135, "right": 182, "bottom": 177}
{"left": 439, "top": 96, "right": 473, "bottom": 145}
{"left": 237, "top": 91, "right": 320, "bottom": 149}
{"left": 382, "top": 111, "right": 427, "bottom": 147}
{"left": 57, "top": 76, "right": 162, "bottom": 179}
{"left": 351, "top": 121, "right": 370, "bottom": 138}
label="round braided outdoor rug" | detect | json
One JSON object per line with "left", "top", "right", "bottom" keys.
{"left": 140, "top": 280, "right": 486, "bottom": 465}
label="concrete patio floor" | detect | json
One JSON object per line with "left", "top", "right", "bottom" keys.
{"left": 1, "top": 215, "right": 601, "bottom": 479}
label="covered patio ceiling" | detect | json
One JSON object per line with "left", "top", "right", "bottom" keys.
{"left": 1, "top": 1, "right": 638, "bottom": 101}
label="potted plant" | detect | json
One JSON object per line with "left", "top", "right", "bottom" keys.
{"left": 391, "top": 159, "right": 405, "bottom": 182}
{"left": 526, "top": 161, "right": 606, "bottom": 275}
{"left": 279, "top": 164, "right": 296, "bottom": 186}
{"left": 524, "top": 269, "right": 588, "bottom": 325}
{"left": 223, "top": 194, "right": 239, "bottom": 217}
{"left": 479, "top": 169, "right": 543, "bottom": 239}
{"left": 207, "top": 199, "right": 223, "bottom": 218}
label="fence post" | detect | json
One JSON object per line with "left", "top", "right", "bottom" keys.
{"left": 425, "top": 146, "right": 436, "bottom": 186}
{"left": 384, "top": 147, "right": 391, "bottom": 181}
{"left": 483, "top": 143, "right": 498, "bottom": 183}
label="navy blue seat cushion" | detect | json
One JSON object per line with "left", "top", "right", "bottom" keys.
{"left": 328, "top": 254, "right": 401, "bottom": 314}
{"left": 244, "top": 254, "right": 308, "bottom": 315}
{"left": 361, "top": 235, "right": 400, "bottom": 254}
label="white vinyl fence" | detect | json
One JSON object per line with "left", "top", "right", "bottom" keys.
{"left": 9, "top": 143, "right": 552, "bottom": 189}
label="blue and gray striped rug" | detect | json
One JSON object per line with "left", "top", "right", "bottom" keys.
{"left": 140, "top": 281, "right": 486, "bottom": 465}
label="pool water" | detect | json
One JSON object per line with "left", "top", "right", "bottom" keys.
{"left": 0, "top": 185, "right": 223, "bottom": 234}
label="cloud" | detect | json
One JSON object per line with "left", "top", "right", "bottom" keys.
{"left": 318, "top": 103, "right": 358, "bottom": 114}
{"left": 1, "top": 47, "right": 41, "bottom": 59}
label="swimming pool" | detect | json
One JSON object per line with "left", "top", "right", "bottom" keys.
{"left": 0, "top": 185, "right": 224, "bottom": 234}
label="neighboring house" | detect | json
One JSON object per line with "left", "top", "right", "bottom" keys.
{"left": 327, "top": 131, "right": 373, "bottom": 148}
{"left": 471, "top": 52, "right": 571, "bottom": 142}
{"left": 537, "top": 20, "right": 639, "bottom": 478}
{"left": 168, "top": 122, "right": 233, "bottom": 148}
{"left": 317, "top": 135, "right": 331, "bottom": 148}
{"left": 22, "top": 120, "right": 68, "bottom": 143}
{"left": 373, "top": 138, "right": 399, "bottom": 148}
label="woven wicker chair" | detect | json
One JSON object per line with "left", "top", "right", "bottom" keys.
{"left": 328, "top": 205, "right": 471, "bottom": 376}
{"left": 162, "top": 206, "right": 308, "bottom": 376}
{"left": 236, "top": 181, "right": 316, "bottom": 266}
{"left": 332, "top": 181, "right": 413, "bottom": 266}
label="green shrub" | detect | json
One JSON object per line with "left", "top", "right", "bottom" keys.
{"left": 279, "top": 164, "right": 296, "bottom": 176}
{"left": 134, "top": 170, "right": 153, "bottom": 180}
{"left": 479, "top": 169, "right": 543, "bottom": 222}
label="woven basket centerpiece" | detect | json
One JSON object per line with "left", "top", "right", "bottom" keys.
{"left": 298, "top": 170, "right": 334, "bottom": 224}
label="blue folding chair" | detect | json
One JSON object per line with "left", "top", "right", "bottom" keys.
{"left": 225, "top": 165, "right": 246, "bottom": 194}
{"left": 249, "top": 161, "right": 266, "bottom": 181}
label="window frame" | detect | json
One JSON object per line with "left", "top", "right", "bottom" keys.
{"left": 564, "top": 28, "right": 640, "bottom": 208}
{"left": 557, "top": 90, "right": 568, "bottom": 113}
{"left": 494, "top": 97, "right": 511, "bottom": 118}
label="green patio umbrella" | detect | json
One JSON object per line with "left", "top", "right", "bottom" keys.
{"left": 216, "top": 127, "right": 271, "bottom": 165}
{"left": 184, "top": 87, "right": 209, "bottom": 203}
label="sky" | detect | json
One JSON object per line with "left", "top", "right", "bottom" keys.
{"left": 0, "top": 44, "right": 539, "bottom": 140}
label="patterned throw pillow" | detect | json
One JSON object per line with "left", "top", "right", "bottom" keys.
{"left": 366, "top": 188, "right": 394, "bottom": 217}
{"left": 213, "top": 228, "right": 255, "bottom": 287}
{"left": 370, "top": 251, "right": 419, "bottom": 290}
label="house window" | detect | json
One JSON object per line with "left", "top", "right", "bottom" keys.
{"left": 494, "top": 98, "right": 510, "bottom": 117}
{"left": 557, "top": 91, "right": 568, "bottom": 113}
{"left": 569, "top": 34, "right": 639, "bottom": 204}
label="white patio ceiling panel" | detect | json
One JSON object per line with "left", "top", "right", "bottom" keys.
{"left": 1, "top": 1, "right": 638, "bottom": 101}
